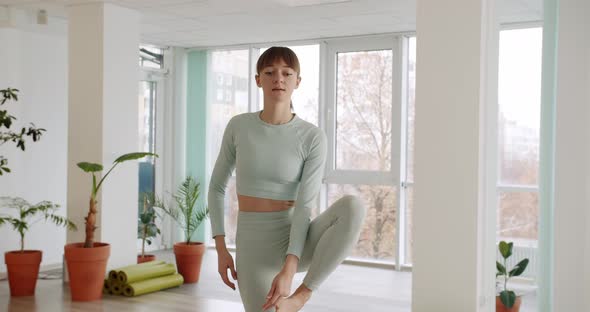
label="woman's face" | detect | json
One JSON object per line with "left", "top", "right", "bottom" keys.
{"left": 256, "top": 58, "right": 301, "bottom": 102}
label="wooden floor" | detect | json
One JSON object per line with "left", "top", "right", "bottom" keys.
{"left": 0, "top": 249, "right": 538, "bottom": 311}
{"left": 1, "top": 249, "right": 410, "bottom": 312}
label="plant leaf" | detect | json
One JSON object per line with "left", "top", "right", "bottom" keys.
{"left": 499, "top": 290, "right": 516, "bottom": 308}
{"left": 499, "top": 241, "right": 512, "bottom": 259}
{"left": 113, "top": 152, "right": 158, "bottom": 164}
{"left": 496, "top": 261, "right": 506, "bottom": 276}
{"left": 77, "top": 162, "right": 103, "bottom": 172}
{"left": 509, "top": 258, "right": 529, "bottom": 277}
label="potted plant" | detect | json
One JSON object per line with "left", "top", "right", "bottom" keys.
{"left": 137, "top": 192, "right": 161, "bottom": 263}
{"left": 154, "top": 176, "right": 209, "bottom": 283}
{"left": 0, "top": 197, "right": 76, "bottom": 296}
{"left": 496, "top": 240, "right": 529, "bottom": 312}
{"left": 1, "top": 87, "right": 46, "bottom": 175}
{"left": 65, "top": 152, "right": 157, "bottom": 301}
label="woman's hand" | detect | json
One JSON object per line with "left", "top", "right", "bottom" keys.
{"left": 261, "top": 268, "right": 294, "bottom": 311}
{"left": 217, "top": 248, "right": 238, "bottom": 290}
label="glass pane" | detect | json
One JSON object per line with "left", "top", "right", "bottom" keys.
{"left": 336, "top": 50, "right": 393, "bottom": 171}
{"left": 496, "top": 191, "right": 539, "bottom": 281}
{"left": 498, "top": 28, "right": 542, "bottom": 185}
{"left": 208, "top": 50, "right": 249, "bottom": 174}
{"left": 138, "top": 81, "right": 157, "bottom": 216}
{"left": 497, "top": 192, "right": 538, "bottom": 241}
{"left": 404, "top": 185, "right": 414, "bottom": 265}
{"left": 327, "top": 184, "right": 397, "bottom": 262}
{"left": 257, "top": 45, "right": 320, "bottom": 126}
{"left": 406, "top": 37, "right": 416, "bottom": 182}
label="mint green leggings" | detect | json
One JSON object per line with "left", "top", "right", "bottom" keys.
{"left": 235, "top": 195, "right": 366, "bottom": 312}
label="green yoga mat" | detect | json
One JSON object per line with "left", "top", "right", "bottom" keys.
{"left": 108, "top": 260, "right": 166, "bottom": 281}
{"left": 111, "top": 283, "right": 124, "bottom": 295}
{"left": 123, "top": 273, "right": 184, "bottom": 297}
{"left": 104, "top": 279, "right": 112, "bottom": 292}
{"left": 103, "top": 279, "right": 114, "bottom": 295}
{"left": 118, "top": 263, "right": 177, "bottom": 284}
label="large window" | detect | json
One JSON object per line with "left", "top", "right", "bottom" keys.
{"left": 496, "top": 27, "right": 542, "bottom": 280}
{"left": 402, "top": 36, "right": 416, "bottom": 265}
{"left": 205, "top": 38, "right": 417, "bottom": 268}
{"left": 137, "top": 45, "right": 167, "bottom": 251}
{"left": 207, "top": 49, "right": 250, "bottom": 246}
{"left": 324, "top": 36, "right": 402, "bottom": 264}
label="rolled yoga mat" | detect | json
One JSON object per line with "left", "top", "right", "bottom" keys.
{"left": 118, "top": 263, "right": 177, "bottom": 284}
{"left": 103, "top": 279, "right": 113, "bottom": 295}
{"left": 123, "top": 273, "right": 184, "bottom": 297}
{"left": 108, "top": 260, "right": 166, "bottom": 281}
{"left": 103, "top": 279, "right": 114, "bottom": 295}
{"left": 111, "top": 282, "right": 124, "bottom": 295}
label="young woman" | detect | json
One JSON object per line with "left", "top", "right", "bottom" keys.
{"left": 208, "top": 46, "right": 366, "bottom": 312}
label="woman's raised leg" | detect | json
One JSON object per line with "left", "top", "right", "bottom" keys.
{"left": 297, "top": 195, "right": 366, "bottom": 290}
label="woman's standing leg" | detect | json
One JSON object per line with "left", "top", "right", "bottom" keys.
{"left": 236, "top": 209, "right": 293, "bottom": 312}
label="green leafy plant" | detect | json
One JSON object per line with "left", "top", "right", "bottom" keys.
{"left": 154, "top": 176, "right": 209, "bottom": 245}
{"left": 77, "top": 152, "right": 158, "bottom": 248}
{"left": 138, "top": 193, "right": 161, "bottom": 258}
{"left": 496, "top": 241, "right": 529, "bottom": 308}
{"left": 0, "top": 88, "right": 46, "bottom": 175}
{"left": 0, "top": 196, "right": 77, "bottom": 252}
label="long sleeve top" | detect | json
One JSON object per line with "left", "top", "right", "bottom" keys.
{"left": 208, "top": 110, "right": 327, "bottom": 259}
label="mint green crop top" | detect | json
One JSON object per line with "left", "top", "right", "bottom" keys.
{"left": 208, "top": 110, "right": 327, "bottom": 258}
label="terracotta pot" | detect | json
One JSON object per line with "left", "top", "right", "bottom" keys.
{"left": 4, "top": 250, "right": 42, "bottom": 296}
{"left": 137, "top": 254, "right": 156, "bottom": 264}
{"left": 64, "top": 242, "right": 110, "bottom": 301}
{"left": 173, "top": 242, "right": 205, "bottom": 283}
{"left": 496, "top": 296, "right": 522, "bottom": 312}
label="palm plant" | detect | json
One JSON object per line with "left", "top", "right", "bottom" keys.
{"left": 138, "top": 193, "right": 161, "bottom": 258}
{"left": 77, "top": 152, "right": 158, "bottom": 248}
{"left": 154, "top": 176, "right": 209, "bottom": 244}
{"left": 0, "top": 196, "right": 77, "bottom": 252}
{"left": 496, "top": 241, "right": 530, "bottom": 308}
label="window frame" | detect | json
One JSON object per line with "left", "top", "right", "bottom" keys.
{"left": 201, "top": 34, "right": 414, "bottom": 269}
{"left": 138, "top": 50, "right": 169, "bottom": 251}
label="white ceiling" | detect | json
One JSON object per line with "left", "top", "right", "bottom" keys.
{"left": 0, "top": 0, "right": 542, "bottom": 48}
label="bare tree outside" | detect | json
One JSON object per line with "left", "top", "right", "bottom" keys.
{"left": 496, "top": 28, "right": 542, "bottom": 245}
{"left": 329, "top": 50, "right": 396, "bottom": 261}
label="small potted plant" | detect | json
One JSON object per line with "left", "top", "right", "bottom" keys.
{"left": 65, "top": 152, "right": 157, "bottom": 301}
{"left": 496, "top": 241, "right": 529, "bottom": 312}
{"left": 0, "top": 196, "right": 76, "bottom": 296}
{"left": 137, "top": 192, "right": 161, "bottom": 263}
{"left": 154, "top": 176, "right": 209, "bottom": 283}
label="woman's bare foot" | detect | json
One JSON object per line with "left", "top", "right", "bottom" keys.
{"left": 276, "top": 284, "right": 312, "bottom": 312}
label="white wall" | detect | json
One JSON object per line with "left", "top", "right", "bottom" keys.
{"left": 412, "top": 0, "right": 486, "bottom": 310}
{"left": 66, "top": 2, "right": 140, "bottom": 271}
{"left": 553, "top": 0, "right": 590, "bottom": 310}
{"left": 0, "top": 20, "right": 68, "bottom": 274}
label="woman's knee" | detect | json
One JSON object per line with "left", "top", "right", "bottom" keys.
{"left": 335, "top": 195, "right": 366, "bottom": 220}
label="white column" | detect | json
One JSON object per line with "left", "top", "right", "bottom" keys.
{"left": 553, "top": 0, "right": 590, "bottom": 310}
{"left": 66, "top": 3, "right": 139, "bottom": 270}
{"left": 413, "top": 0, "right": 491, "bottom": 310}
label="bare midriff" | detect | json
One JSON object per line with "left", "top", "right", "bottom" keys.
{"left": 238, "top": 194, "right": 295, "bottom": 212}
